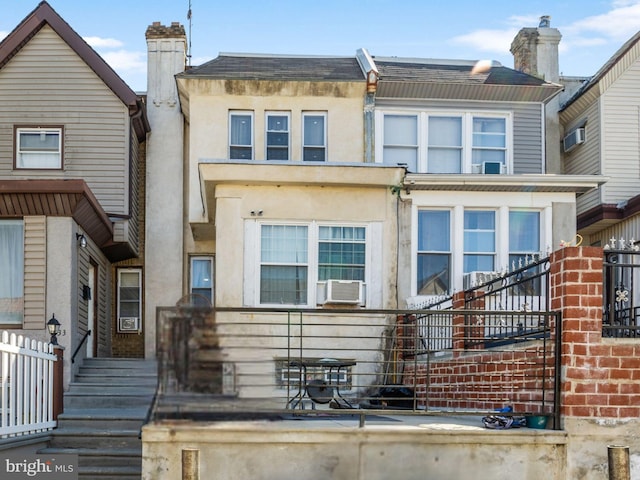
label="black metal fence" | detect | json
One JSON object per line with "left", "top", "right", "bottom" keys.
{"left": 603, "top": 248, "right": 640, "bottom": 337}
{"left": 151, "top": 304, "right": 560, "bottom": 428}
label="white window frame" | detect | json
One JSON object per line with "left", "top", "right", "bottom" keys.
{"left": 411, "top": 199, "right": 549, "bottom": 298}
{"left": 302, "top": 112, "right": 327, "bottom": 162}
{"left": 190, "top": 256, "right": 214, "bottom": 305}
{"left": 376, "top": 110, "right": 512, "bottom": 174}
{"left": 247, "top": 221, "right": 373, "bottom": 307}
{"left": 117, "top": 268, "right": 142, "bottom": 322}
{"left": 0, "top": 219, "right": 24, "bottom": 326}
{"left": 15, "top": 127, "right": 63, "bottom": 169}
{"left": 265, "top": 111, "right": 290, "bottom": 161}
{"left": 229, "top": 111, "right": 254, "bottom": 160}
{"left": 463, "top": 209, "right": 497, "bottom": 274}
{"left": 416, "top": 209, "right": 452, "bottom": 295}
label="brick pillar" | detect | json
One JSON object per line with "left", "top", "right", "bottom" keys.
{"left": 550, "top": 246, "right": 608, "bottom": 418}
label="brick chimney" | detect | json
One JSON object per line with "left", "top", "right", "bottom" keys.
{"left": 510, "top": 15, "right": 561, "bottom": 83}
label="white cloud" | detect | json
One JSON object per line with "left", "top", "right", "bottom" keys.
{"left": 84, "top": 36, "right": 124, "bottom": 49}
{"left": 99, "top": 50, "right": 146, "bottom": 72}
{"left": 563, "top": 1, "right": 640, "bottom": 41}
{"left": 450, "top": 28, "right": 518, "bottom": 55}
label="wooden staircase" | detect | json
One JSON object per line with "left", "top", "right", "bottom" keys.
{"left": 39, "top": 358, "right": 157, "bottom": 480}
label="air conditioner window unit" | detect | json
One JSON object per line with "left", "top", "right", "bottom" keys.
{"left": 482, "top": 161, "right": 502, "bottom": 174}
{"left": 118, "top": 317, "right": 140, "bottom": 333}
{"left": 324, "top": 280, "right": 363, "bottom": 304}
{"left": 563, "top": 127, "right": 585, "bottom": 153}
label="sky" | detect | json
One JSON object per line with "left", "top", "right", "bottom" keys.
{"left": 3, "top": 0, "right": 640, "bottom": 92}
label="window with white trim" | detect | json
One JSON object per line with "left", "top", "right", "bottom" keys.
{"left": 302, "top": 113, "right": 326, "bottom": 161}
{"left": 0, "top": 220, "right": 24, "bottom": 325}
{"left": 463, "top": 210, "right": 496, "bottom": 273}
{"left": 256, "top": 222, "right": 368, "bottom": 306}
{"left": 117, "top": 269, "right": 141, "bottom": 321}
{"left": 229, "top": 111, "right": 253, "bottom": 160}
{"left": 415, "top": 206, "right": 544, "bottom": 296}
{"left": 380, "top": 111, "right": 511, "bottom": 173}
{"left": 190, "top": 256, "right": 214, "bottom": 304}
{"left": 383, "top": 115, "right": 418, "bottom": 171}
{"left": 15, "top": 127, "right": 62, "bottom": 169}
{"left": 266, "top": 112, "right": 289, "bottom": 160}
{"left": 417, "top": 210, "right": 450, "bottom": 295}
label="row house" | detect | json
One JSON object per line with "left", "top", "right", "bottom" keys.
{"left": 0, "top": 1, "right": 149, "bottom": 383}
{"left": 144, "top": 20, "right": 601, "bottom": 396}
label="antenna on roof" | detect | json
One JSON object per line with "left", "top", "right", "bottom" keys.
{"left": 187, "top": 0, "right": 193, "bottom": 67}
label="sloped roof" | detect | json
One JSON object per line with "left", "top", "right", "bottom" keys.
{"left": 0, "top": 1, "right": 147, "bottom": 129}
{"left": 373, "top": 57, "right": 562, "bottom": 103}
{"left": 179, "top": 53, "right": 365, "bottom": 82}
{"left": 560, "top": 30, "right": 640, "bottom": 111}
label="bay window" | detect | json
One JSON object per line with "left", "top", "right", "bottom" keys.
{"left": 0, "top": 220, "right": 24, "bottom": 325}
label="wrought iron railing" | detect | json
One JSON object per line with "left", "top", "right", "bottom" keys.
{"left": 603, "top": 241, "right": 640, "bottom": 338}
{"left": 149, "top": 305, "right": 560, "bottom": 428}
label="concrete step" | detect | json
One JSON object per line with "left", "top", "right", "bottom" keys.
{"left": 56, "top": 408, "right": 148, "bottom": 430}
{"left": 76, "top": 465, "right": 141, "bottom": 480}
{"left": 74, "top": 373, "right": 157, "bottom": 385}
{"left": 67, "top": 383, "right": 156, "bottom": 395}
{"left": 39, "top": 447, "right": 142, "bottom": 468}
{"left": 64, "top": 392, "right": 155, "bottom": 409}
{"left": 48, "top": 427, "right": 141, "bottom": 449}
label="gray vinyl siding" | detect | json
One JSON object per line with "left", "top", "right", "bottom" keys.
{"left": 601, "top": 60, "right": 640, "bottom": 205}
{"left": 0, "top": 26, "right": 130, "bottom": 217}
{"left": 562, "top": 101, "right": 602, "bottom": 215}
{"left": 512, "top": 103, "right": 544, "bottom": 174}
{"left": 23, "top": 216, "right": 46, "bottom": 330}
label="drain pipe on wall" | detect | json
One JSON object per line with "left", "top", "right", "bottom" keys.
{"left": 608, "top": 445, "right": 630, "bottom": 480}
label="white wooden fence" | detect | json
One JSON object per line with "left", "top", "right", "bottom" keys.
{"left": 0, "top": 330, "right": 57, "bottom": 439}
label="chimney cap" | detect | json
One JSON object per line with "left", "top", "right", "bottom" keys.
{"left": 539, "top": 16, "right": 551, "bottom": 28}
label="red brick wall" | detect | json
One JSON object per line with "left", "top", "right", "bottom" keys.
{"left": 401, "top": 246, "right": 640, "bottom": 418}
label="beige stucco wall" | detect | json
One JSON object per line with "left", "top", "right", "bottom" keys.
{"left": 179, "top": 78, "right": 366, "bottom": 224}
{"left": 142, "top": 420, "right": 568, "bottom": 480}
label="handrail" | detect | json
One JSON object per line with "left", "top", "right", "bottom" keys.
{"left": 71, "top": 330, "right": 91, "bottom": 364}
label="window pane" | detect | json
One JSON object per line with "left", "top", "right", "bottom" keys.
{"left": 303, "top": 116, "right": 324, "bottom": 146}
{"left": 384, "top": 115, "right": 417, "bottom": 145}
{"left": 472, "top": 149, "right": 505, "bottom": 164}
{"left": 0, "top": 220, "right": 24, "bottom": 325}
{"left": 118, "top": 270, "right": 141, "bottom": 318}
{"left": 418, "top": 253, "right": 450, "bottom": 295}
{"left": 303, "top": 147, "right": 325, "bottom": 162}
{"left": 428, "top": 117, "right": 462, "bottom": 173}
{"left": 260, "top": 266, "right": 308, "bottom": 304}
{"left": 267, "top": 115, "right": 288, "bottom": 132}
{"left": 418, "top": 211, "right": 451, "bottom": 294}
{"left": 261, "top": 225, "right": 308, "bottom": 304}
{"left": 192, "top": 259, "right": 212, "bottom": 288}
{"left": 230, "top": 115, "right": 252, "bottom": 145}
{"left": 510, "top": 211, "right": 540, "bottom": 252}
{"left": 464, "top": 211, "right": 495, "bottom": 273}
{"left": 418, "top": 211, "right": 450, "bottom": 251}
{"left": 318, "top": 226, "right": 365, "bottom": 281}
{"left": 383, "top": 147, "right": 417, "bottom": 171}
{"left": 17, "top": 129, "right": 62, "bottom": 169}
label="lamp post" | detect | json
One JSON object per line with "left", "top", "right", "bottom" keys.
{"left": 47, "top": 314, "right": 61, "bottom": 345}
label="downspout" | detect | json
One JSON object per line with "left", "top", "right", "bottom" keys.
{"left": 356, "top": 48, "right": 378, "bottom": 163}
